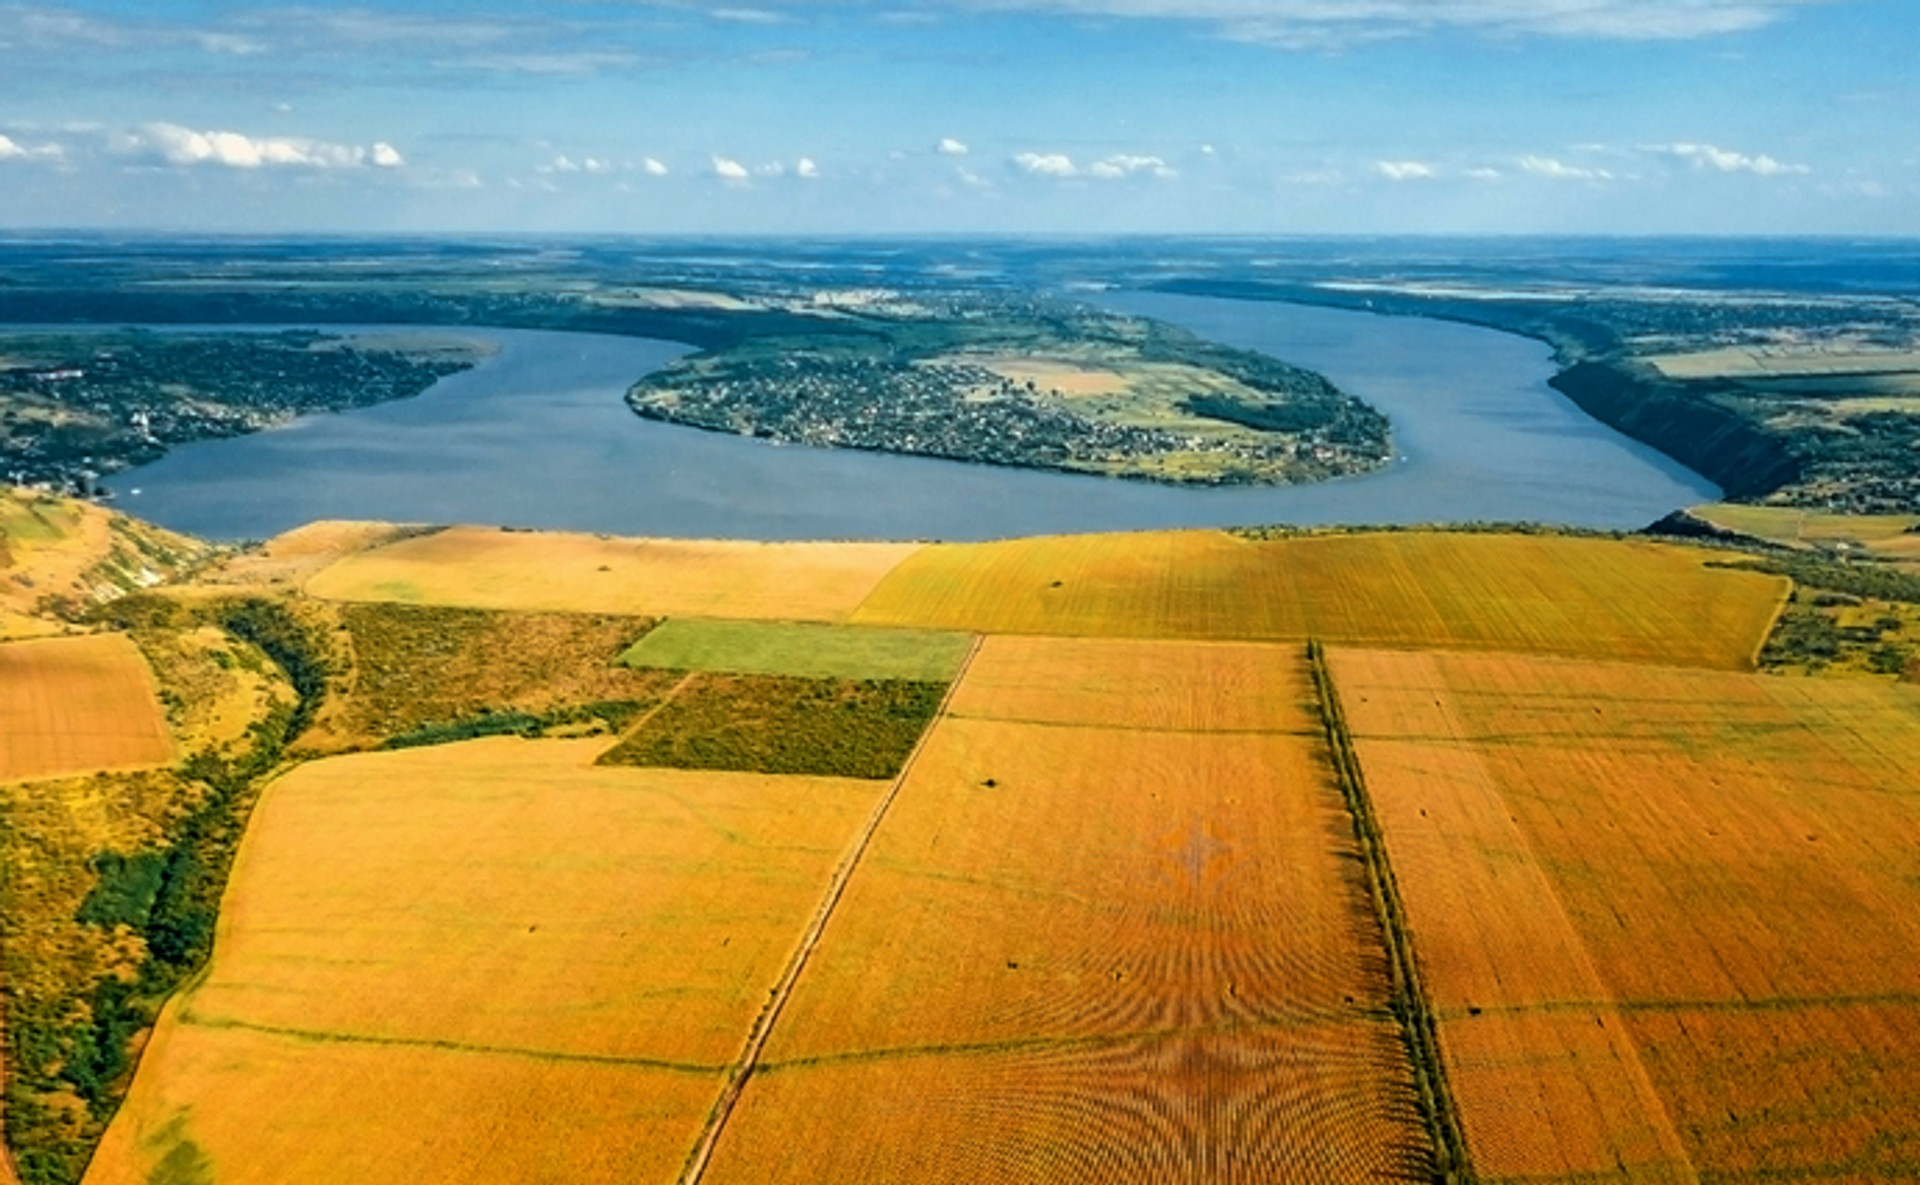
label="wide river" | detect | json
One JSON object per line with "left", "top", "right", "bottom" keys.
{"left": 106, "top": 293, "right": 1716, "bottom": 541}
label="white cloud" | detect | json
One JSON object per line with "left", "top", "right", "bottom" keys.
{"left": 878, "top": 1, "right": 1822, "bottom": 47}
{"left": 1373, "top": 160, "right": 1435, "bottom": 182}
{"left": 1648, "top": 141, "right": 1808, "bottom": 175}
{"left": 1519, "top": 155, "right": 1611, "bottom": 181}
{"left": 755, "top": 161, "right": 786, "bottom": 177}
{"left": 641, "top": 157, "right": 670, "bottom": 176}
{"left": 0, "top": 134, "right": 63, "bottom": 162}
{"left": 710, "top": 7, "right": 788, "bottom": 23}
{"left": 938, "top": 137, "right": 970, "bottom": 156}
{"left": 796, "top": 157, "right": 820, "bottom": 179}
{"left": 712, "top": 155, "right": 751, "bottom": 181}
{"left": 1014, "top": 151, "right": 1077, "bottom": 177}
{"left": 130, "top": 123, "right": 403, "bottom": 170}
{"left": 1466, "top": 167, "right": 1503, "bottom": 180}
{"left": 957, "top": 166, "right": 994, "bottom": 190}
{"left": 1087, "top": 153, "right": 1176, "bottom": 180}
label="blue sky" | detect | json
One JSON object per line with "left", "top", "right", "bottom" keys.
{"left": 0, "top": 0, "right": 1913, "bottom": 234}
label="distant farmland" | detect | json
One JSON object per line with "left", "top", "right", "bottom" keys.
{"left": 0, "top": 634, "right": 174, "bottom": 783}
{"left": 305, "top": 527, "right": 919, "bottom": 621}
{"left": 853, "top": 529, "right": 1787, "bottom": 669}
{"left": 1330, "top": 648, "right": 1920, "bottom": 1183}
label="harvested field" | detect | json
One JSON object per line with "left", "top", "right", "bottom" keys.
{"left": 702, "top": 639, "right": 1432, "bottom": 1184}
{"left": 1330, "top": 647, "right": 1920, "bottom": 1183}
{"left": 0, "top": 634, "right": 174, "bottom": 783}
{"left": 84, "top": 1023, "right": 719, "bottom": 1185}
{"left": 947, "top": 634, "right": 1318, "bottom": 732}
{"left": 85, "top": 739, "right": 890, "bottom": 1185}
{"left": 306, "top": 527, "right": 920, "bottom": 621}
{"left": 619, "top": 618, "right": 972, "bottom": 682}
{"left": 852, "top": 530, "right": 1786, "bottom": 669}
{"left": 303, "top": 602, "right": 675, "bottom": 752}
{"left": 599, "top": 674, "right": 946, "bottom": 780}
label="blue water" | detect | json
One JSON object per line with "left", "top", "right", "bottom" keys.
{"left": 106, "top": 295, "right": 1717, "bottom": 541}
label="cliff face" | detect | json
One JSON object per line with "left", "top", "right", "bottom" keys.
{"left": 1548, "top": 361, "right": 1802, "bottom": 500}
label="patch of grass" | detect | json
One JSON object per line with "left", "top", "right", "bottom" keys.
{"left": 617, "top": 618, "right": 972, "bottom": 682}
{"left": 598, "top": 674, "right": 946, "bottom": 780}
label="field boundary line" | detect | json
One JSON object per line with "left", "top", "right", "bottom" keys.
{"left": 604, "top": 670, "right": 700, "bottom": 745}
{"left": 179, "top": 1013, "right": 726, "bottom": 1073}
{"left": 1307, "top": 639, "right": 1477, "bottom": 1185}
{"left": 675, "top": 635, "right": 984, "bottom": 1185}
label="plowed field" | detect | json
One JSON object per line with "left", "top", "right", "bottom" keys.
{"left": 1330, "top": 648, "right": 1920, "bottom": 1184}
{"left": 84, "top": 739, "right": 891, "bottom": 1185}
{"left": 306, "top": 527, "right": 920, "bottom": 621}
{"left": 0, "top": 634, "right": 173, "bottom": 783}
{"left": 701, "top": 638, "right": 1431, "bottom": 1184}
{"left": 853, "top": 530, "right": 1785, "bottom": 669}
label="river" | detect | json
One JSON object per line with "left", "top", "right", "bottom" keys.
{"left": 104, "top": 294, "right": 1717, "bottom": 541}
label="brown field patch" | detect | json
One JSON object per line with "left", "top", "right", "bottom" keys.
{"left": 0, "top": 634, "right": 174, "bottom": 783}
{"left": 705, "top": 640, "right": 1431, "bottom": 1183}
{"left": 305, "top": 526, "right": 920, "bottom": 621}
{"left": 1330, "top": 647, "right": 1920, "bottom": 1183}
{"left": 302, "top": 602, "right": 674, "bottom": 752}
{"left": 86, "top": 738, "right": 890, "bottom": 1185}
{"left": 852, "top": 530, "right": 1785, "bottom": 669}
{"left": 599, "top": 674, "right": 945, "bottom": 780}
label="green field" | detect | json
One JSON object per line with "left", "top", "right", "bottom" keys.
{"left": 617, "top": 618, "right": 974, "bottom": 682}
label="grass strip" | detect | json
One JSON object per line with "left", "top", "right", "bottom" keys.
{"left": 1307, "top": 639, "right": 1476, "bottom": 1185}
{"left": 619, "top": 619, "right": 973, "bottom": 683}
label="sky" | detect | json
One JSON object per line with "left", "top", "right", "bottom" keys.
{"left": 0, "top": 0, "right": 1914, "bottom": 235}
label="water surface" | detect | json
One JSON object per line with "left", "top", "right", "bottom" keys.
{"left": 107, "top": 296, "right": 1717, "bottom": 540}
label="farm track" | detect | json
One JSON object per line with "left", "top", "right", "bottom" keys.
{"left": 675, "top": 637, "right": 984, "bottom": 1185}
{"left": 1308, "top": 640, "right": 1474, "bottom": 1185}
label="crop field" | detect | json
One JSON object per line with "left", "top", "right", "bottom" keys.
{"left": 618, "top": 618, "right": 973, "bottom": 682}
{"left": 86, "top": 738, "right": 891, "bottom": 1185}
{"left": 853, "top": 529, "right": 1787, "bottom": 669}
{"left": 0, "top": 634, "right": 174, "bottom": 783}
{"left": 305, "top": 526, "right": 921, "bottom": 621}
{"left": 1328, "top": 647, "right": 1920, "bottom": 1183}
{"left": 302, "top": 602, "right": 676, "bottom": 752}
{"left": 599, "top": 674, "right": 947, "bottom": 779}
{"left": 1693, "top": 502, "right": 1920, "bottom": 565}
{"left": 700, "top": 639, "right": 1431, "bottom": 1184}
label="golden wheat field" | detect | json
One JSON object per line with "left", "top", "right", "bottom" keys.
{"left": 84, "top": 738, "right": 891, "bottom": 1185}
{"left": 305, "top": 526, "right": 922, "bottom": 620}
{"left": 1329, "top": 647, "right": 1920, "bottom": 1184}
{"left": 0, "top": 634, "right": 174, "bottom": 783}
{"left": 702, "top": 638, "right": 1430, "bottom": 1184}
{"left": 852, "top": 530, "right": 1786, "bottom": 668}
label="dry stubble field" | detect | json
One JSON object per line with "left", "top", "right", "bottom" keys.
{"left": 304, "top": 527, "right": 920, "bottom": 621}
{"left": 852, "top": 530, "right": 1786, "bottom": 669}
{"left": 1329, "top": 647, "right": 1920, "bottom": 1184}
{"left": 0, "top": 634, "right": 174, "bottom": 783}
{"left": 700, "top": 636, "right": 1432, "bottom": 1184}
{"left": 84, "top": 738, "right": 891, "bottom": 1185}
